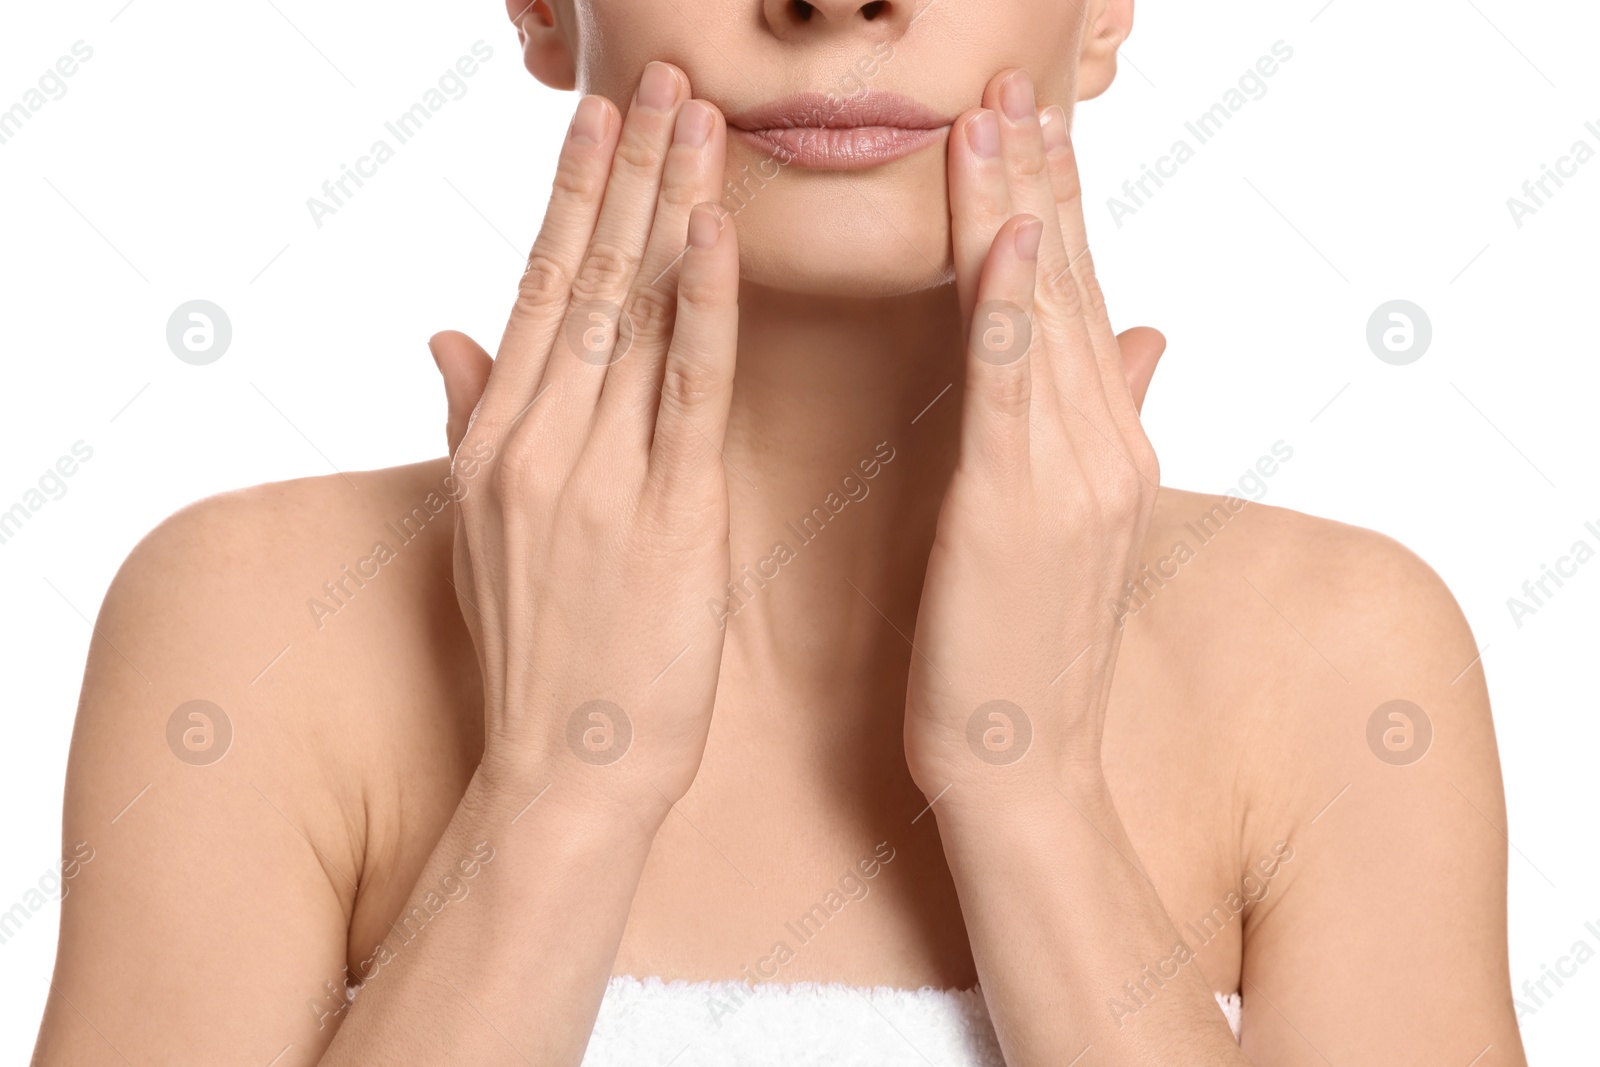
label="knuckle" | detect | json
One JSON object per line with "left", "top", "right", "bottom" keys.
{"left": 1077, "top": 256, "right": 1109, "bottom": 317}
{"left": 551, "top": 153, "right": 605, "bottom": 201}
{"left": 677, "top": 274, "right": 729, "bottom": 314}
{"left": 1133, "top": 437, "right": 1161, "bottom": 487}
{"left": 517, "top": 253, "right": 573, "bottom": 312}
{"left": 1097, "top": 465, "right": 1145, "bottom": 522}
{"left": 492, "top": 446, "right": 533, "bottom": 498}
{"left": 1052, "top": 158, "right": 1084, "bottom": 205}
{"left": 1042, "top": 262, "right": 1082, "bottom": 314}
{"left": 1054, "top": 476, "right": 1096, "bottom": 519}
{"left": 567, "top": 482, "right": 617, "bottom": 540}
{"left": 659, "top": 353, "right": 718, "bottom": 412}
{"left": 613, "top": 133, "right": 666, "bottom": 174}
{"left": 572, "top": 242, "right": 641, "bottom": 301}
{"left": 658, "top": 175, "right": 701, "bottom": 212}
{"left": 985, "top": 366, "right": 1032, "bottom": 419}
{"left": 1012, "top": 148, "right": 1049, "bottom": 181}
{"left": 493, "top": 436, "right": 555, "bottom": 500}
{"left": 625, "top": 284, "right": 676, "bottom": 345}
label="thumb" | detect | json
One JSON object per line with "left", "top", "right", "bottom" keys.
{"left": 1115, "top": 326, "right": 1167, "bottom": 414}
{"left": 427, "top": 330, "right": 494, "bottom": 458}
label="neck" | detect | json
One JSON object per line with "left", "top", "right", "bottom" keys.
{"left": 719, "top": 280, "right": 965, "bottom": 688}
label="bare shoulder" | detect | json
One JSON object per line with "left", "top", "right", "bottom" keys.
{"left": 1121, "top": 488, "right": 1518, "bottom": 1059}
{"left": 49, "top": 459, "right": 479, "bottom": 1058}
{"left": 1132, "top": 487, "right": 1499, "bottom": 813}
{"left": 87, "top": 457, "right": 478, "bottom": 754}
{"left": 83, "top": 454, "right": 482, "bottom": 862}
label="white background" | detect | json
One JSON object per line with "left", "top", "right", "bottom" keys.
{"left": 1, "top": 0, "right": 1595, "bottom": 1061}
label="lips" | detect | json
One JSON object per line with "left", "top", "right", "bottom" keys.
{"left": 725, "top": 91, "right": 951, "bottom": 170}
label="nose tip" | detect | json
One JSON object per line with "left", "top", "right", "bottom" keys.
{"left": 762, "top": 0, "right": 913, "bottom": 40}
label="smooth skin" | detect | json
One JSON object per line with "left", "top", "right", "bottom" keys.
{"left": 35, "top": 1, "right": 1524, "bottom": 1065}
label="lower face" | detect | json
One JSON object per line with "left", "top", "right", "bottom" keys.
{"left": 569, "top": 1, "right": 1084, "bottom": 299}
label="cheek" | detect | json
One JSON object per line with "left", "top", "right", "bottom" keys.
{"left": 569, "top": 0, "right": 696, "bottom": 99}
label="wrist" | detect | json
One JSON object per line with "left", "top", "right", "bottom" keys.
{"left": 926, "top": 761, "right": 1116, "bottom": 836}
{"left": 474, "top": 745, "right": 674, "bottom": 847}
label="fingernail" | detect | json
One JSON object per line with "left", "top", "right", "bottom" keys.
{"left": 675, "top": 100, "right": 714, "bottom": 148}
{"left": 1001, "top": 70, "right": 1035, "bottom": 123}
{"left": 966, "top": 110, "right": 999, "bottom": 159}
{"left": 638, "top": 61, "right": 681, "bottom": 112}
{"left": 688, "top": 204, "right": 721, "bottom": 248}
{"left": 570, "top": 95, "right": 609, "bottom": 145}
{"left": 1040, "top": 105, "right": 1069, "bottom": 153}
{"left": 1015, "top": 217, "right": 1044, "bottom": 260}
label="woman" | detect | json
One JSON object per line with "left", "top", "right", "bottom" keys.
{"left": 34, "top": 0, "right": 1524, "bottom": 1063}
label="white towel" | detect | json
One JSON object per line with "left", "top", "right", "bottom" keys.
{"left": 582, "top": 976, "right": 1243, "bottom": 1065}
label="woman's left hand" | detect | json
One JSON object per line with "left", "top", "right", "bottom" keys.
{"left": 903, "top": 67, "right": 1164, "bottom": 807}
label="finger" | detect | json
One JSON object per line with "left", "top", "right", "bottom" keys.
{"left": 984, "top": 70, "right": 1107, "bottom": 424}
{"left": 959, "top": 214, "right": 1043, "bottom": 480}
{"left": 1116, "top": 326, "right": 1166, "bottom": 413}
{"left": 429, "top": 330, "right": 494, "bottom": 457}
{"left": 982, "top": 71, "right": 1073, "bottom": 310}
{"left": 1040, "top": 110, "right": 1136, "bottom": 420}
{"left": 947, "top": 108, "right": 1011, "bottom": 325}
{"left": 596, "top": 98, "right": 728, "bottom": 445}
{"left": 478, "top": 93, "right": 620, "bottom": 426}
{"left": 647, "top": 204, "right": 739, "bottom": 494}
{"left": 538, "top": 61, "right": 690, "bottom": 441}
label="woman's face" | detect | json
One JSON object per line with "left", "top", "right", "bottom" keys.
{"left": 526, "top": 0, "right": 1128, "bottom": 298}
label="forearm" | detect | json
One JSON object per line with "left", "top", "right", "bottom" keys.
{"left": 935, "top": 776, "right": 1246, "bottom": 1066}
{"left": 318, "top": 758, "right": 666, "bottom": 1066}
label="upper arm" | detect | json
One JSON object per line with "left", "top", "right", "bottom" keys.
{"left": 1234, "top": 518, "right": 1524, "bottom": 1064}
{"left": 34, "top": 488, "right": 361, "bottom": 1066}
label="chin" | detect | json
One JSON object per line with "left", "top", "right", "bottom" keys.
{"left": 720, "top": 140, "right": 954, "bottom": 299}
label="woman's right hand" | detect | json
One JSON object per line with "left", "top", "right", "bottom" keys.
{"left": 431, "top": 61, "right": 737, "bottom": 819}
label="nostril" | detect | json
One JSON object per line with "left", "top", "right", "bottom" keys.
{"left": 860, "top": 0, "right": 887, "bottom": 19}
{"left": 791, "top": 0, "right": 815, "bottom": 20}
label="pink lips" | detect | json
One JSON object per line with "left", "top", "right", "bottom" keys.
{"left": 726, "top": 91, "right": 951, "bottom": 170}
